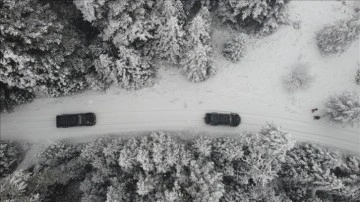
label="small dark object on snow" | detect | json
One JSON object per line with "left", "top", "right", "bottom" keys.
{"left": 311, "top": 108, "right": 318, "bottom": 113}
{"left": 56, "top": 113, "right": 96, "bottom": 128}
{"left": 313, "top": 115, "right": 321, "bottom": 120}
{"left": 205, "top": 112, "right": 241, "bottom": 127}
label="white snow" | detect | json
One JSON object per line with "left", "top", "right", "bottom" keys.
{"left": 1, "top": 1, "right": 359, "bottom": 153}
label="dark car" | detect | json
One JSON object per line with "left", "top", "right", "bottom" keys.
{"left": 205, "top": 112, "right": 241, "bottom": 127}
{"left": 56, "top": 113, "right": 96, "bottom": 128}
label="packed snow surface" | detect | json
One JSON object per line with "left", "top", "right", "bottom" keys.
{"left": 1, "top": 1, "right": 359, "bottom": 153}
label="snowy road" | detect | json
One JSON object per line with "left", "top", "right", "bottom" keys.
{"left": 1, "top": 91, "right": 359, "bottom": 153}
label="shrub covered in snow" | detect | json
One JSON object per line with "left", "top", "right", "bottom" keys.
{"left": 282, "top": 64, "right": 313, "bottom": 92}
{"left": 316, "top": 14, "right": 360, "bottom": 55}
{"left": 181, "top": 6, "right": 216, "bottom": 82}
{"left": 0, "top": 141, "right": 22, "bottom": 178}
{"left": 222, "top": 34, "right": 247, "bottom": 63}
{"left": 355, "top": 68, "right": 360, "bottom": 85}
{"left": 322, "top": 91, "right": 360, "bottom": 126}
{"left": 217, "top": 0, "right": 289, "bottom": 35}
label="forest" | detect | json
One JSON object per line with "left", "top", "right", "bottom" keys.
{"left": 0, "top": 0, "right": 292, "bottom": 111}
{"left": 1, "top": 124, "right": 359, "bottom": 202}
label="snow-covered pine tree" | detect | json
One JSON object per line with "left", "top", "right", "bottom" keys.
{"left": 186, "top": 159, "right": 225, "bottom": 202}
{"left": 115, "top": 132, "right": 194, "bottom": 201}
{"left": 36, "top": 142, "right": 82, "bottom": 168}
{"left": 279, "top": 144, "right": 343, "bottom": 202}
{"left": 210, "top": 137, "right": 243, "bottom": 177}
{"left": 0, "top": 171, "right": 40, "bottom": 201}
{"left": 0, "top": 82, "right": 35, "bottom": 112}
{"left": 322, "top": 91, "right": 360, "bottom": 126}
{"left": 38, "top": 27, "right": 90, "bottom": 97}
{"left": 181, "top": 6, "right": 215, "bottom": 82}
{"left": 75, "top": 0, "right": 158, "bottom": 90}
{"left": 86, "top": 45, "right": 157, "bottom": 91}
{"left": 115, "top": 46, "right": 156, "bottom": 90}
{"left": 323, "top": 155, "right": 360, "bottom": 201}
{"left": 74, "top": 0, "right": 157, "bottom": 48}
{"left": 242, "top": 123, "right": 294, "bottom": 186}
{"left": 1, "top": 0, "right": 91, "bottom": 98}
{"left": 105, "top": 181, "right": 132, "bottom": 202}
{"left": 221, "top": 123, "right": 294, "bottom": 201}
{"left": 0, "top": 0, "right": 62, "bottom": 91}
{"left": 149, "top": 0, "right": 184, "bottom": 65}
{"left": 86, "top": 54, "right": 116, "bottom": 92}
{"left": 80, "top": 171, "right": 108, "bottom": 202}
{"left": 153, "top": 0, "right": 185, "bottom": 22}
{"left": 222, "top": 33, "right": 247, "bottom": 63}
{"left": 0, "top": 141, "right": 22, "bottom": 178}
{"left": 181, "top": 43, "right": 215, "bottom": 82}
{"left": 217, "top": 0, "right": 289, "bottom": 35}
{"left": 135, "top": 174, "right": 153, "bottom": 196}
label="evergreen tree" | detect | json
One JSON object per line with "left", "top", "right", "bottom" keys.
{"left": 217, "top": 0, "right": 289, "bottom": 35}
{"left": 0, "top": 171, "right": 40, "bottom": 202}
{"left": 75, "top": 0, "right": 158, "bottom": 90}
{"left": 0, "top": 82, "right": 34, "bottom": 112}
{"left": 86, "top": 53, "right": 116, "bottom": 92}
{"left": 181, "top": 6, "right": 215, "bottom": 82}
{"left": 0, "top": 141, "right": 22, "bottom": 178}
{"left": 0, "top": 0, "right": 91, "bottom": 98}
{"left": 221, "top": 123, "right": 294, "bottom": 201}
{"left": 74, "top": 0, "right": 157, "bottom": 48}
{"left": 186, "top": 159, "right": 225, "bottom": 202}
{"left": 279, "top": 144, "right": 343, "bottom": 202}
{"left": 115, "top": 46, "right": 156, "bottom": 90}
{"left": 153, "top": 16, "right": 185, "bottom": 64}
{"left": 322, "top": 91, "right": 360, "bottom": 126}
{"left": 0, "top": 0, "right": 62, "bottom": 91}
{"left": 150, "top": 0, "right": 185, "bottom": 64}
{"left": 211, "top": 137, "right": 243, "bottom": 176}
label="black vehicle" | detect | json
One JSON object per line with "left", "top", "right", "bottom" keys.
{"left": 56, "top": 113, "right": 96, "bottom": 128}
{"left": 205, "top": 112, "right": 241, "bottom": 127}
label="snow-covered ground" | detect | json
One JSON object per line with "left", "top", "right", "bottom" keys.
{"left": 1, "top": 1, "right": 359, "bottom": 153}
